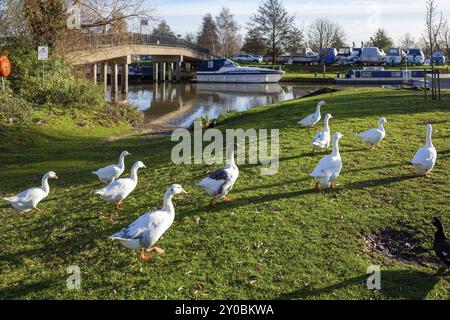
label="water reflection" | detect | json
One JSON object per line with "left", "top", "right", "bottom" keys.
{"left": 123, "top": 82, "right": 325, "bottom": 127}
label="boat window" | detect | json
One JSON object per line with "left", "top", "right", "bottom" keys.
{"left": 208, "top": 61, "right": 214, "bottom": 69}
{"left": 224, "top": 60, "right": 238, "bottom": 68}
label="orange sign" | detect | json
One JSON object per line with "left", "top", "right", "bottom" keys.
{"left": 0, "top": 56, "right": 12, "bottom": 77}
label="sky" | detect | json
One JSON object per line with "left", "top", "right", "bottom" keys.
{"left": 143, "top": 0, "right": 450, "bottom": 45}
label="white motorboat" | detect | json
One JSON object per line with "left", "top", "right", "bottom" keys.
{"left": 195, "top": 59, "right": 285, "bottom": 83}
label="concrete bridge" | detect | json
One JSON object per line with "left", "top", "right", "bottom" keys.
{"left": 64, "top": 33, "right": 209, "bottom": 100}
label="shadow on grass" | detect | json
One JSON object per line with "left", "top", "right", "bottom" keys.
{"left": 277, "top": 270, "right": 441, "bottom": 300}
{"left": 0, "top": 277, "right": 60, "bottom": 300}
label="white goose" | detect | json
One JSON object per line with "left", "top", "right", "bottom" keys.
{"left": 110, "top": 184, "right": 187, "bottom": 261}
{"left": 3, "top": 171, "right": 58, "bottom": 212}
{"left": 311, "top": 133, "right": 343, "bottom": 189}
{"left": 92, "top": 151, "right": 131, "bottom": 184}
{"left": 197, "top": 144, "right": 240, "bottom": 207}
{"left": 298, "top": 100, "right": 327, "bottom": 128}
{"left": 311, "top": 113, "right": 333, "bottom": 152}
{"left": 411, "top": 124, "right": 437, "bottom": 176}
{"left": 95, "top": 161, "right": 146, "bottom": 209}
{"left": 357, "top": 117, "right": 387, "bottom": 148}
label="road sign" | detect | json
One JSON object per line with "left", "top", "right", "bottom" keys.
{"left": 38, "top": 46, "right": 49, "bottom": 61}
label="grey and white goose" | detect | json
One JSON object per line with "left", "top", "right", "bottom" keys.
{"left": 196, "top": 144, "right": 240, "bottom": 208}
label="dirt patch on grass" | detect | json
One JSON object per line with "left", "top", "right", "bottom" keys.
{"left": 364, "top": 227, "right": 436, "bottom": 266}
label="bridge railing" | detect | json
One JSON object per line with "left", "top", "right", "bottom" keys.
{"left": 65, "top": 32, "right": 209, "bottom": 56}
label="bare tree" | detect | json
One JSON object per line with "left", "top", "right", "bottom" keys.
{"left": 307, "top": 18, "right": 346, "bottom": 53}
{"left": 439, "top": 19, "right": 450, "bottom": 59}
{"left": 0, "top": 0, "right": 28, "bottom": 37}
{"left": 248, "top": 0, "right": 295, "bottom": 64}
{"left": 422, "top": 0, "right": 444, "bottom": 70}
{"left": 72, "top": 0, "right": 155, "bottom": 30}
{"left": 216, "top": 7, "right": 241, "bottom": 57}
{"left": 24, "top": 0, "right": 67, "bottom": 47}
{"left": 399, "top": 33, "right": 417, "bottom": 50}
{"left": 197, "top": 14, "right": 220, "bottom": 57}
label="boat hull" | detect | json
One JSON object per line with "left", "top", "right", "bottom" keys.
{"left": 196, "top": 73, "right": 284, "bottom": 83}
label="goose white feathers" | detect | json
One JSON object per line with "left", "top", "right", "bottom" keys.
{"left": 411, "top": 124, "right": 437, "bottom": 176}
{"left": 298, "top": 100, "right": 327, "bottom": 128}
{"left": 110, "top": 184, "right": 187, "bottom": 261}
{"left": 357, "top": 117, "right": 387, "bottom": 148}
{"left": 3, "top": 171, "right": 58, "bottom": 212}
{"left": 311, "top": 114, "right": 333, "bottom": 151}
{"left": 311, "top": 133, "right": 343, "bottom": 189}
{"left": 95, "top": 161, "right": 146, "bottom": 208}
{"left": 92, "top": 151, "right": 131, "bottom": 184}
{"left": 197, "top": 144, "right": 240, "bottom": 207}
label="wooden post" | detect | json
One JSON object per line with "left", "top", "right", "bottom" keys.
{"left": 437, "top": 70, "right": 441, "bottom": 101}
{"left": 424, "top": 68, "right": 427, "bottom": 100}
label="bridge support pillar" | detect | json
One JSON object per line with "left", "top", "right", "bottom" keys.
{"left": 168, "top": 63, "right": 174, "bottom": 82}
{"left": 103, "top": 63, "right": 108, "bottom": 94}
{"left": 121, "top": 63, "right": 128, "bottom": 94}
{"left": 160, "top": 62, "right": 166, "bottom": 82}
{"left": 153, "top": 62, "right": 159, "bottom": 82}
{"left": 92, "top": 64, "right": 98, "bottom": 84}
{"left": 111, "top": 63, "right": 119, "bottom": 101}
{"left": 176, "top": 61, "right": 182, "bottom": 82}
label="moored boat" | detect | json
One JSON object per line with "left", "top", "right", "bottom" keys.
{"left": 195, "top": 59, "right": 285, "bottom": 83}
{"left": 336, "top": 67, "right": 426, "bottom": 85}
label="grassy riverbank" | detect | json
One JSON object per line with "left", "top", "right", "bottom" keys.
{"left": 1, "top": 87, "right": 449, "bottom": 300}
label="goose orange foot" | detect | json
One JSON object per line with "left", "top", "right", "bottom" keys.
{"left": 140, "top": 247, "right": 166, "bottom": 261}
{"left": 115, "top": 200, "right": 124, "bottom": 210}
{"left": 140, "top": 248, "right": 153, "bottom": 261}
{"left": 223, "top": 196, "right": 232, "bottom": 202}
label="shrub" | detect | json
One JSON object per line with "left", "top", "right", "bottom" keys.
{"left": 0, "top": 86, "right": 32, "bottom": 123}
{"left": 10, "top": 47, "right": 105, "bottom": 110}
{"left": 101, "top": 102, "right": 144, "bottom": 127}
{"left": 2, "top": 44, "right": 142, "bottom": 128}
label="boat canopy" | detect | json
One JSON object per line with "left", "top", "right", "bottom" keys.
{"left": 197, "top": 59, "right": 238, "bottom": 72}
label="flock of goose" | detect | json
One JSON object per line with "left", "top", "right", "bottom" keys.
{"left": 2, "top": 100, "right": 449, "bottom": 269}
{"left": 298, "top": 101, "right": 436, "bottom": 190}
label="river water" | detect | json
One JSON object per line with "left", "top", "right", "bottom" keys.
{"left": 114, "top": 82, "right": 326, "bottom": 127}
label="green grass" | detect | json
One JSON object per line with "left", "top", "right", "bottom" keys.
{"left": 0, "top": 88, "right": 449, "bottom": 300}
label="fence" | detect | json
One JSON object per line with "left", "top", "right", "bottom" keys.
{"left": 64, "top": 33, "right": 209, "bottom": 56}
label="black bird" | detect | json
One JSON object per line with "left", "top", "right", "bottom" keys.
{"left": 432, "top": 217, "right": 450, "bottom": 270}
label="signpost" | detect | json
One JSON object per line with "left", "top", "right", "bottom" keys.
{"left": 38, "top": 46, "right": 49, "bottom": 81}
